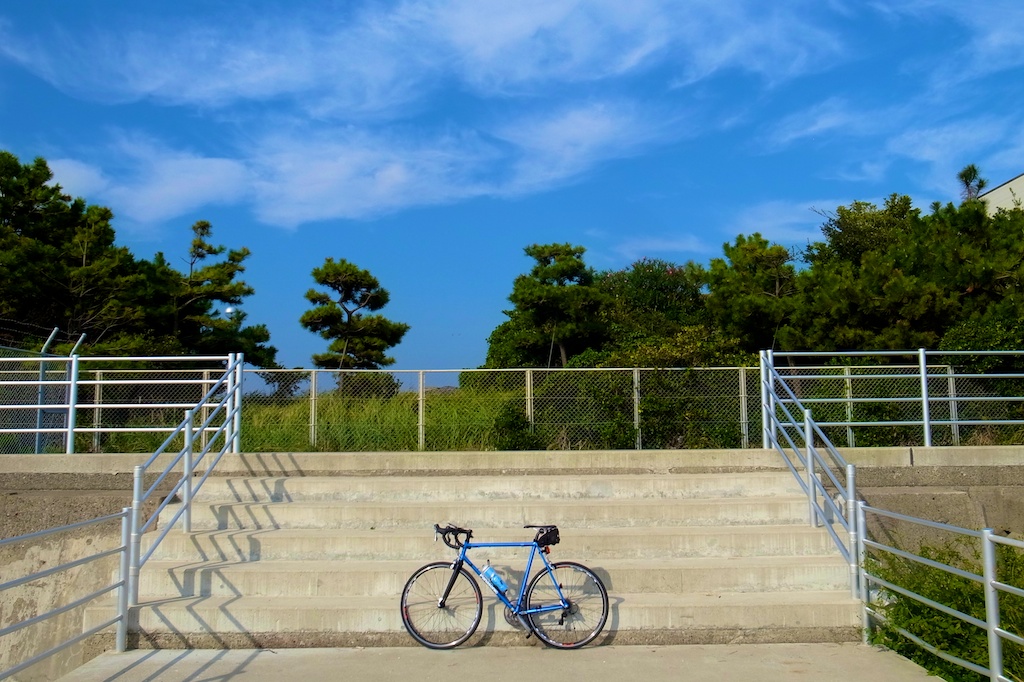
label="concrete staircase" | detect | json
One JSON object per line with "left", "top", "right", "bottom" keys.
{"left": 87, "top": 450, "right": 862, "bottom": 647}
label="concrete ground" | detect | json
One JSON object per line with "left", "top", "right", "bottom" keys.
{"left": 58, "top": 644, "right": 934, "bottom": 682}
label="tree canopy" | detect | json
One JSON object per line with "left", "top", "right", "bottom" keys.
{"left": 299, "top": 258, "right": 410, "bottom": 369}
{"left": 0, "top": 151, "right": 277, "bottom": 366}
{"left": 484, "top": 165, "right": 1024, "bottom": 369}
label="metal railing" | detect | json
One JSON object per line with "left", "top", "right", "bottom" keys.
{"left": 0, "top": 355, "right": 241, "bottom": 454}
{"left": 763, "top": 349, "right": 1024, "bottom": 448}
{"left": 856, "top": 505, "right": 1024, "bottom": 681}
{"left": 0, "top": 511, "right": 130, "bottom": 681}
{"left": 762, "top": 350, "right": 1024, "bottom": 681}
{"left": 0, "top": 353, "right": 243, "bottom": 679}
{"left": 759, "top": 351, "right": 859, "bottom": 597}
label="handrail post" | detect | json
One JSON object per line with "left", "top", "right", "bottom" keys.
{"left": 759, "top": 351, "right": 769, "bottom": 449}
{"left": 857, "top": 501, "right": 869, "bottom": 641}
{"left": 804, "top": 409, "right": 817, "bottom": 527}
{"left": 982, "top": 528, "right": 1003, "bottom": 681}
{"left": 65, "top": 355, "right": 80, "bottom": 454}
{"left": 918, "top": 348, "right": 933, "bottom": 447}
{"left": 183, "top": 409, "right": 194, "bottom": 534}
{"left": 117, "top": 507, "right": 130, "bottom": 652}
{"left": 846, "top": 463, "right": 858, "bottom": 599}
{"left": 128, "top": 465, "right": 144, "bottom": 607}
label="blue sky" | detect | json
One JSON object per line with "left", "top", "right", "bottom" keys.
{"left": 2, "top": 2, "right": 1024, "bottom": 370}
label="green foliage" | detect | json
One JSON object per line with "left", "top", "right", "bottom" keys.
{"left": 497, "top": 243, "right": 609, "bottom": 368}
{"left": 869, "top": 539, "right": 1024, "bottom": 681}
{"left": 706, "top": 233, "right": 798, "bottom": 353}
{"left": 0, "top": 150, "right": 277, "bottom": 367}
{"left": 491, "top": 401, "right": 543, "bottom": 451}
{"left": 300, "top": 258, "right": 410, "bottom": 369}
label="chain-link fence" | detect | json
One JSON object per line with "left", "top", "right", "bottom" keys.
{"left": 241, "top": 367, "right": 761, "bottom": 452}
{"left": 5, "top": 351, "right": 1024, "bottom": 454}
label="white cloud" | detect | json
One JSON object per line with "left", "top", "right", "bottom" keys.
{"left": 885, "top": 118, "right": 1010, "bottom": 194}
{"left": 94, "top": 135, "right": 250, "bottom": 224}
{"left": 765, "top": 98, "right": 873, "bottom": 150}
{"left": 47, "top": 158, "right": 111, "bottom": 199}
{"left": 1, "top": 1, "right": 849, "bottom": 111}
{"left": 492, "top": 101, "right": 674, "bottom": 193}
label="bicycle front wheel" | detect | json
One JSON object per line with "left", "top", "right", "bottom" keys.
{"left": 526, "top": 561, "right": 608, "bottom": 649}
{"left": 401, "top": 562, "right": 483, "bottom": 649}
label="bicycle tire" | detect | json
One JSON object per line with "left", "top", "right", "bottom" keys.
{"left": 525, "top": 561, "right": 608, "bottom": 649}
{"left": 400, "top": 562, "right": 482, "bottom": 649}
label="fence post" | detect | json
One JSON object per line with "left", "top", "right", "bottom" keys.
{"left": 33, "top": 328, "right": 58, "bottom": 454}
{"left": 65, "top": 355, "right": 80, "bottom": 454}
{"left": 633, "top": 368, "right": 641, "bottom": 450}
{"left": 183, "top": 409, "right": 194, "bottom": 533}
{"left": 232, "top": 353, "right": 243, "bottom": 453}
{"left": 117, "top": 507, "right": 130, "bottom": 652}
{"left": 739, "top": 367, "right": 749, "bottom": 449}
{"left": 526, "top": 369, "right": 535, "bottom": 429}
{"left": 128, "top": 465, "right": 144, "bottom": 607}
{"left": 918, "top": 348, "right": 933, "bottom": 447}
{"left": 201, "top": 370, "right": 211, "bottom": 451}
{"left": 309, "top": 370, "right": 318, "bottom": 448}
{"left": 844, "top": 366, "right": 855, "bottom": 448}
{"left": 948, "top": 365, "right": 960, "bottom": 447}
{"left": 982, "top": 528, "right": 1003, "bottom": 681}
{"left": 804, "top": 409, "right": 817, "bottom": 527}
{"left": 93, "top": 369, "right": 103, "bottom": 453}
{"left": 418, "top": 370, "right": 426, "bottom": 451}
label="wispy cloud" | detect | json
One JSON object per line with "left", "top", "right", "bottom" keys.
{"left": 79, "top": 134, "right": 251, "bottom": 224}
{"left": 765, "top": 97, "right": 878, "bottom": 150}
{"left": 730, "top": 200, "right": 840, "bottom": 247}
{"left": 885, "top": 117, "right": 1010, "bottom": 194}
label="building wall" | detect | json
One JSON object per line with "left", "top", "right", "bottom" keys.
{"left": 980, "top": 172, "right": 1024, "bottom": 213}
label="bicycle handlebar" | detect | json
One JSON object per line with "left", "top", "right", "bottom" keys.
{"left": 434, "top": 524, "right": 473, "bottom": 549}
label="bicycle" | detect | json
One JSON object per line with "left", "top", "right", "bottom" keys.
{"left": 400, "top": 523, "right": 609, "bottom": 650}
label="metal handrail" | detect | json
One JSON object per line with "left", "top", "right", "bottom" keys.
{"left": 0, "top": 509, "right": 130, "bottom": 681}
{"left": 127, "top": 352, "right": 244, "bottom": 606}
{"left": 763, "top": 351, "right": 1024, "bottom": 681}
{"left": 0, "top": 353, "right": 243, "bottom": 679}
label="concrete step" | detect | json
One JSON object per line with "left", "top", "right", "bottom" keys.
{"left": 180, "top": 497, "right": 812, "bottom": 530}
{"left": 145, "top": 525, "right": 842, "bottom": 562}
{"left": 85, "top": 591, "right": 860, "bottom": 646}
{"left": 191, "top": 472, "right": 804, "bottom": 503}
{"left": 208, "top": 449, "right": 789, "bottom": 477}
{"left": 135, "top": 556, "right": 851, "bottom": 599}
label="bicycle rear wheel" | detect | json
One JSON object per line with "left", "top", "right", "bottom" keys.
{"left": 525, "top": 561, "right": 608, "bottom": 649}
{"left": 401, "top": 562, "right": 482, "bottom": 649}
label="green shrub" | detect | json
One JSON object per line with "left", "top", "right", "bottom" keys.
{"left": 491, "top": 401, "right": 543, "bottom": 451}
{"left": 869, "top": 538, "right": 1024, "bottom": 681}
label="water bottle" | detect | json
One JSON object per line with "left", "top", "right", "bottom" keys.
{"left": 481, "top": 562, "right": 507, "bottom": 593}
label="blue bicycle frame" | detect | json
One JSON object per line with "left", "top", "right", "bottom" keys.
{"left": 445, "top": 538, "right": 569, "bottom": 621}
